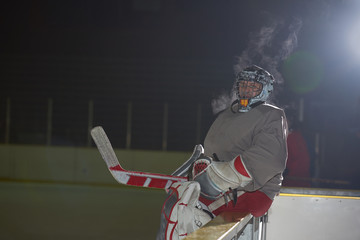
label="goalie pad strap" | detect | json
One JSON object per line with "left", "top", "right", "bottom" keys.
{"left": 206, "top": 190, "right": 246, "bottom": 212}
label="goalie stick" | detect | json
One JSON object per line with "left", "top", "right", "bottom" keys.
{"left": 172, "top": 144, "right": 204, "bottom": 176}
{"left": 91, "top": 126, "right": 201, "bottom": 189}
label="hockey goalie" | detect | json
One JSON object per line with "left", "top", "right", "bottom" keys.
{"left": 156, "top": 65, "right": 288, "bottom": 240}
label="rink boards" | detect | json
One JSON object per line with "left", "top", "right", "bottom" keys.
{"left": 267, "top": 189, "right": 360, "bottom": 240}
{"left": 185, "top": 188, "right": 360, "bottom": 240}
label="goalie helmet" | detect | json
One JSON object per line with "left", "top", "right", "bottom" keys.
{"left": 233, "top": 65, "right": 274, "bottom": 112}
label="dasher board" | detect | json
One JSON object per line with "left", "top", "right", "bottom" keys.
{"left": 266, "top": 191, "right": 360, "bottom": 240}
{"left": 185, "top": 212, "right": 252, "bottom": 240}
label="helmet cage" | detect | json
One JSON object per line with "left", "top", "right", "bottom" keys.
{"left": 236, "top": 80, "right": 263, "bottom": 99}
{"left": 235, "top": 65, "right": 274, "bottom": 112}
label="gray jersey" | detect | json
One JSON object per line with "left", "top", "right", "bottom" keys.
{"left": 204, "top": 103, "right": 288, "bottom": 199}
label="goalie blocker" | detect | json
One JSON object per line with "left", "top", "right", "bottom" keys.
{"left": 190, "top": 154, "right": 273, "bottom": 218}
{"left": 189, "top": 154, "right": 252, "bottom": 200}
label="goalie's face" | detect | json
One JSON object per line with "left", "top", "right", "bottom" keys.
{"left": 237, "top": 81, "right": 263, "bottom": 99}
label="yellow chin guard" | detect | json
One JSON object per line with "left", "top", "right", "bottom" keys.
{"left": 240, "top": 99, "right": 249, "bottom": 107}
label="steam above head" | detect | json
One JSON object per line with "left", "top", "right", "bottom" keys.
{"left": 234, "top": 17, "right": 303, "bottom": 84}
{"left": 211, "top": 16, "right": 302, "bottom": 114}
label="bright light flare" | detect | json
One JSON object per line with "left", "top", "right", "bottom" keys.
{"left": 347, "top": 19, "right": 360, "bottom": 61}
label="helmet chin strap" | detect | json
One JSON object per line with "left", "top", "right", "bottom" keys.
{"left": 230, "top": 99, "right": 240, "bottom": 113}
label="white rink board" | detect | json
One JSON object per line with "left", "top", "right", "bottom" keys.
{"left": 267, "top": 193, "right": 360, "bottom": 240}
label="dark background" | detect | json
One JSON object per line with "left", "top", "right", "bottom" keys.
{"left": 1, "top": 0, "right": 360, "bottom": 189}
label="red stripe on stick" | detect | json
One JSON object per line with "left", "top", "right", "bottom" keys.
{"left": 148, "top": 178, "right": 169, "bottom": 188}
{"left": 127, "top": 176, "right": 147, "bottom": 186}
{"left": 109, "top": 165, "right": 124, "bottom": 171}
